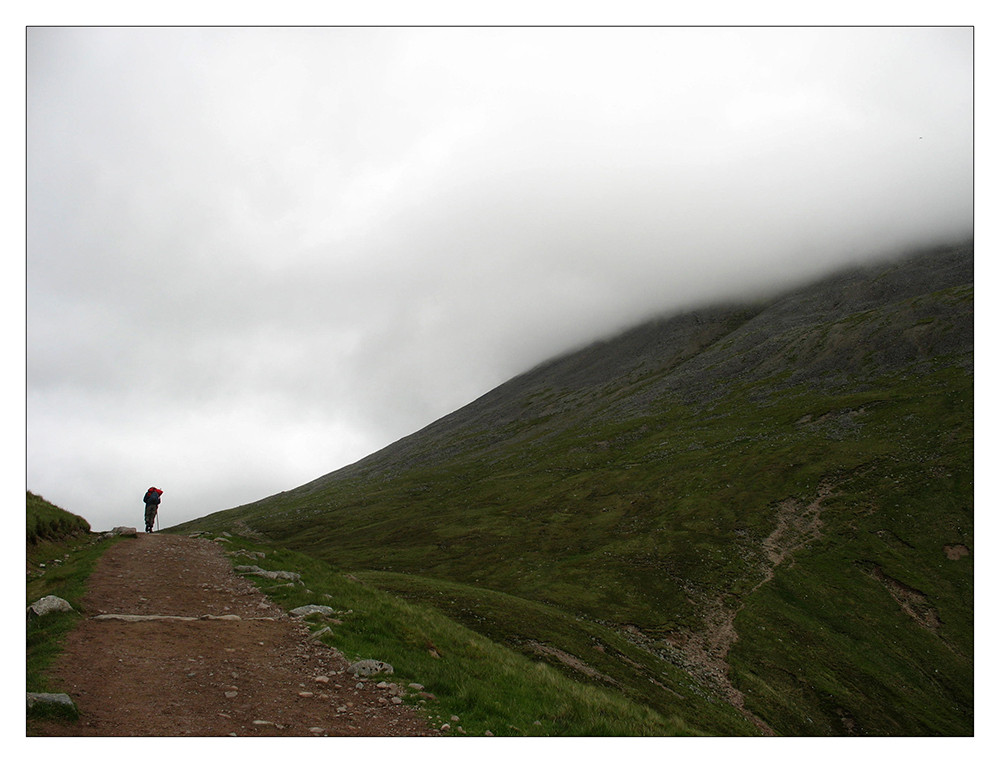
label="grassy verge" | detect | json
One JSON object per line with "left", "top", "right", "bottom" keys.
{"left": 217, "top": 536, "right": 706, "bottom": 736}
{"left": 27, "top": 533, "right": 119, "bottom": 692}
{"left": 26, "top": 493, "right": 117, "bottom": 730}
{"left": 357, "top": 570, "right": 755, "bottom": 735}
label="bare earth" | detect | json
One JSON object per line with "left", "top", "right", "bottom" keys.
{"left": 32, "top": 533, "right": 439, "bottom": 737}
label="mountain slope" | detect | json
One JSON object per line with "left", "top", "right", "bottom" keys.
{"left": 176, "top": 241, "right": 973, "bottom": 735}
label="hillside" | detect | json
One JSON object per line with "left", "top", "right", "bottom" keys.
{"left": 27, "top": 492, "right": 91, "bottom": 545}
{"left": 175, "top": 241, "right": 973, "bottom": 735}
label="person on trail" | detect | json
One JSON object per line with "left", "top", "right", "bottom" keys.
{"left": 143, "top": 487, "right": 163, "bottom": 532}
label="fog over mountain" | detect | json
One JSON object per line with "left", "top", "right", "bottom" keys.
{"left": 26, "top": 26, "right": 972, "bottom": 530}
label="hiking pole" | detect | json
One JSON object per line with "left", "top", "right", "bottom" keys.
{"left": 156, "top": 512, "right": 159, "bottom": 532}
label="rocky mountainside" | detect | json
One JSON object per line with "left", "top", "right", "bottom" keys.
{"left": 292, "top": 241, "right": 971, "bottom": 483}
{"left": 176, "top": 241, "right": 973, "bottom": 735}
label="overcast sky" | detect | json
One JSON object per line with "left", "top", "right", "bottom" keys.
{"left": 25, "top": 26, "right": 972, "bottom": 531}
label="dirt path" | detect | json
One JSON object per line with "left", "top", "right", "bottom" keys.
{"left": 32, "top": 534, "right": 438, "bottom": 737}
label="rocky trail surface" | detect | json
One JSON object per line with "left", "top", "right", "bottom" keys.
{"left": 31, "top": 534, "right": 439, "bottom": 737}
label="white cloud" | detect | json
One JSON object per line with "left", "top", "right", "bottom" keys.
{"left": 26, "top": 26, "right": 973, "bottom": 529}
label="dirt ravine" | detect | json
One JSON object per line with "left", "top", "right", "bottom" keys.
{"left": 665, "top": 483, "right": 834, "bottom": 736}
{"left": 32, "top": 534, "right": 438, "bottom": 737}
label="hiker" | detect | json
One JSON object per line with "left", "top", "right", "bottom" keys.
{"left": 143, "top": 487, "right": 163, "bottom": 532}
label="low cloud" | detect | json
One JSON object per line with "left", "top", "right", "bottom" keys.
{"left": 27, "top": 27, "right": 972, "bottom": 529}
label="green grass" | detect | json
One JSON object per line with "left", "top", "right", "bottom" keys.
{"left": 356, "top": 570, "right": 754, "bottom": 734}
{"left": 179, "top": 365, "right": 972, "bottom": 735}
{"left": 220, "top": 539, "right": 704, "bottom": 736}
{"left": 180, "top": 364, "right": 973, "bottom": 734}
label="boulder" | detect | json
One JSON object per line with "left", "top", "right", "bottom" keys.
{"left": 234, "top": 565, "right": 301, "bottom": 582}
{"left": 289, "top": 604, "right": 335, "bottom": 618}
{"left": 347, "top": 659, "right": 394, "bottom": 677}
{"left": 235, "top": 564, "right": 266, "bottom": 574}
{"left": 26, "top": 692, "right": 76, "bottom": 710}
{"left": 27, "top": 595, "right": 74, "bottom": 619}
